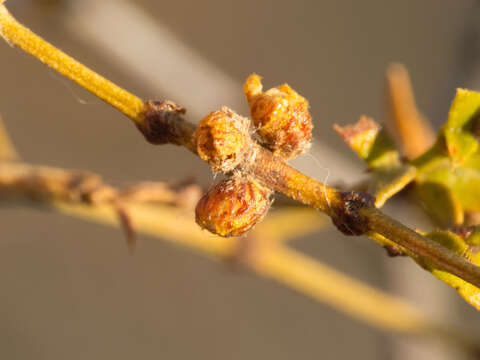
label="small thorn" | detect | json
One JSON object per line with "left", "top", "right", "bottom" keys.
{"left": 114, "top": 202, "right": 137, "bottom": 254}
{"left": 383, "top": 245, "right": 406, "bottom": 257}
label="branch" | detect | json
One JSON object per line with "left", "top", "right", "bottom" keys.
{"left": 1, "top": 3, "right": 480, "bottom": 290}
{"left": 0, "top": 159, "right": 476, "bottom": 355}
{"left": 141, "top": 102, "right": 480, "bottom": 289}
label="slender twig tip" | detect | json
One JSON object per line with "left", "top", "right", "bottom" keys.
{"left": 0, "top": 116, "right": 19, "bottom": 161}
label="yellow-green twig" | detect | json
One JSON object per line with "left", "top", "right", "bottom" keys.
{"left": 0, "top": 4, "right": 144, "bottom": 123}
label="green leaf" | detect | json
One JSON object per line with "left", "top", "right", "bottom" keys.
{"left": 420, "top": 231, "right": 480, "bottom": 310}
{"left": 414, "top": 153, "right": 480, "bottom": 221}
{"left": 334, "top": 116, "right": 400, "bottom": 169}
{"left": 369, "top": 165, "right": 416, "bottom": 207}
{"left": 334, "top": 116, "right": 415, "bottom": 207}
{"left": 430, "top": 268, "right": 480, "bottom": 310}
{"left": 424, "top": 230, "right": 470, "bottom": 257}
{"left": 443, "top": 89, "right": 480, "bottom": 165}
{"left": 466, "top": 227, "right": 480, "bottom": 246}
{"left": 415, "top": 181, "right": 464, "bottom": 227}
{"left": 336, "top": 87, "right": 480, "bottom": 309}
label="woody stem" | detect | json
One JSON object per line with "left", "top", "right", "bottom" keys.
{"left": 2, "top": 3, "right": 480, "bottom": 289}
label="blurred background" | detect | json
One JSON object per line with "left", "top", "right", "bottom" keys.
{"left": 0, "top": 0, "right": 479, "bottom": 359}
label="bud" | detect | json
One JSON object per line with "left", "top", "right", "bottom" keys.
{"left": 195, "top": 177, "right": 271, "bottom": 237}
{"left": 244, "top": 74, "right": 313, "bottom": 159}
{"left": 194, "top": 107, "right": 250, "bottom": 173}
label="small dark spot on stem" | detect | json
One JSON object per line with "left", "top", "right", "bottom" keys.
{"left": 331, "top": 191, "right": 375, "bottom": 236}
{"left": 383, "top": 245, "right": 406, "bottom": 257}
{"left": 137, "top": 100, "right": 187, "bottom": 145}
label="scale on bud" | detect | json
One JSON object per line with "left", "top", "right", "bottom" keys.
{"left": 194, "top": 107, "right": 251, "bottom": 173}
{"left": 195, "top": 177, "right": 272, "bottom": 237}
{"left": 244, "top": 74, "right": 313, "bottom": 159}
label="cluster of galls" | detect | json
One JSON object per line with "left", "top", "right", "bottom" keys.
{"left": 194, "top": 74, "right": 313, "bottom": 237}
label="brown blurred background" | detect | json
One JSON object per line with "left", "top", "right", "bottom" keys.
{"left": 0, "top": 0, "right": 479, "bottom": 359}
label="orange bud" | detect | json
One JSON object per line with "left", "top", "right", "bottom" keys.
{"left": 195, "top": 107, "right": 250, "bottom": 172}
{"left": 195, "top": 177, "right": 271, "bottom": 237}
{"left": 244, "top": 74, "right": 313, "bottom": 159}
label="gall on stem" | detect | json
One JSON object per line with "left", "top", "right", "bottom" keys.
{"left": 195, "top": 107, "right": 251, "bottom": 173}
{"left": 244, "top": 74, "right": 313, "bottom": 159}
{"left": 192, "top": 81, "right": 315, "bottom": 237}
{"left": 195, "top": 177, "right": 272, "bottom": 237}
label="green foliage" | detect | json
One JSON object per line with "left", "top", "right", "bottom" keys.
{"left": 414, "top": 181, "right": 463, "bottom": 227}
{"left": 443, "top": 89, "right": 480, "bottom": 165}
{"left": 333, "top": 116, "right": 416, "bottom": 207}
{"left": 421, "top": 230, "right": 480, "bottom": 310}
{"left": 336, "top": 88, "right": 480, "bottom": 309}
{"left": 413, "top": 89, "right": 480, "bottom": 227}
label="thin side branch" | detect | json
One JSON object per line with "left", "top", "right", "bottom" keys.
{"left": 386, "top": 63, "right": 435, "bottom": 159}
